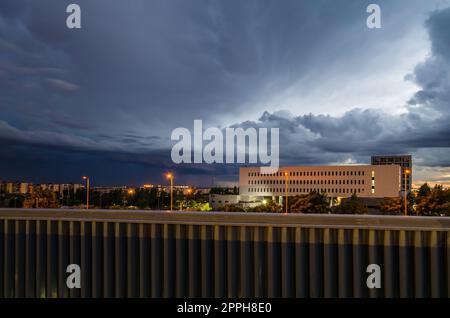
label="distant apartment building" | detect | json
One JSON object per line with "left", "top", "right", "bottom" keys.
{"left": 0, "top": 182, "right": 32, "bottom": 194}
{"left": 5, "top": 182, "right": 17, "bottom": 194}
{"left": 5, "top": 182, "right": 13, "bottom": 193}
{"left": 371, "top": 155, "right": 412, "bottom": 193}
{"left": 239, "top": 164, "right": 401, "bottom": 201}
{"left": 35, "top": 183, "right": 83, "bottom": 194}
{"left": 59, "top": 184, "right": 73, "bottom": 194}
{"left": 73, "top": 183, "right": 83, "bottom": 192}
{"left": 0, "top": 182, "right": 25, "bottom": 194}
{"left": 94, "top": 186, "right": 123, "bottom": 194}
{"left": 155, "top": 184, "right": 190, "bottom": 193}
{"left": 50, "top": 183, "right": 61, "bottom": 193}
{"left": 19, "top": 183, "right": 30, "bottom": 194}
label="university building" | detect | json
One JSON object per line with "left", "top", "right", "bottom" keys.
{"left": 239, "top": 164, "right": 401, "bottom": 200}
{"left": 371, "top": 155, "right": 412, "bottom": 193}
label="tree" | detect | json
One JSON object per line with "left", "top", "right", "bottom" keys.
{"left": 215, "top": 204, "right": 245, "bottom": 212}
{"left": 199, "top": 202, "right": 212, "bottom": 212}
{"left": 417, "top": 183, "right": 431, "bottom": 198}
{"left": 290, "top": 191, "right": 329, "bottom": 214}
{"left": 247, "top": 201, "right": 282, "bottom": 213}
{"left": 185, "top": 201, "right": 212, "bottom": 212}
{"left": 379, "top": 197, "right": 402, "bottom": 215}
{"left": 0, "top": 194, "right": 26, "bottom": 208}
{"left": 332, "top": 193, "right": 368, "bottom": 215}
{"left": 415, "top": 185, "right": 450, "bottom": 216}
{"left": 23, "top": 189, "right": 60, "bottom": 208}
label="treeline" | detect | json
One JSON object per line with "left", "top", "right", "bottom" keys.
{"left": 0, "top": 188, "right": 209, "bottom": 210}
{"left": 380, "top": 183, "right": 450, "bottom": 216}
{"left": 216, "top": 183, "right": 450, "bottom": 216}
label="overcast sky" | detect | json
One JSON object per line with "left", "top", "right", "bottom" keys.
{"left": 1, "top": 0, "right": 450, "bottom": 187}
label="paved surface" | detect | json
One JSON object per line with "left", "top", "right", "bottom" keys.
{"left": 0, "top": 208, "right": 449, "bottom": 230}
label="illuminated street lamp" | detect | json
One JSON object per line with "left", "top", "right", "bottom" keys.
{"left": 284, "top": 171, "right": 289, "bottom": 213}
{"left": 404, "top": 168, "right": 411, "bottom": 216}
{"left": 181, "top": 188, "right": 193, "bottom": 212}
{"left": 166, "top": 173, "right": 174, "bottom": 211}
{"left": 82, "top": 176, "right": 90, "bottom": 209}
{"left": 128, "top": 188, "right": 135, "bottom": 195}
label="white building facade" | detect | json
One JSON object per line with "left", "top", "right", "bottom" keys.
{"left": 209, "top": 194, "right": 263, "bottom": 209}
{"left": 239, "top": 165, "right": 401, "bottom": 199}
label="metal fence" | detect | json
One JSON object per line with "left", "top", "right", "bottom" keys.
{"left": 0, "top": 209, "right": 449, "bottom": 298}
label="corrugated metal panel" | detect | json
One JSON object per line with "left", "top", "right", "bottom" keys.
{"left": 0, "top": 209, "right": 449, "bottom": 298}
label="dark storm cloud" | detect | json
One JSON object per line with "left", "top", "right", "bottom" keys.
{"left": 232, "top": 7, "right": 450, "bottom": 170}
{"left": 1, "top": 1, "right": 450, "bottom": 185}
{"left": 0, "top": 0, "right": 413, "bottom": 132}
{"left": 226, "top": 6, "right": 450, "bottom": 172}
{"left": 407, "top": 9, "right": 450, "bottom": 110}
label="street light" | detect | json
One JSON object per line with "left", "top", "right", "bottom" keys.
{"left": 284, "top": 171, "right": 289, "bottom": 213}
{"left": 404, "top": 169, "right": 411, "bottom": 216}
{"left": 182, "top": 188, "right": 193, "bottom": 212}
{"left": 82, "top": 176, "right": 90, "bottom": 209}
{"left": 128, "top": 188, "right": 135, "bottom": 195}
{"left": 166, "top": 173, "right": 174, "bottom": 211}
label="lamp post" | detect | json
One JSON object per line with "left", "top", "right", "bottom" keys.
{"left": 284, "top": 171, "right": 289, "bottom": 213}
{"left": 82, "top": 176, "right": 90, "bottom": 209}
{"left": 166, "top": 173, "right": 174, "bottom": 211}
{"left": 404, "top": 169, "right": 411, "bottom": 216}
{"left": 183, "top": 188, "right": 192, "bottom": 211}
{"left": 127, "top": 188, "right": 135, "bottom": 207}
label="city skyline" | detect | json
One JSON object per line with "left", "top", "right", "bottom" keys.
{"left": 1, "top": 1, "right": 450, "bottom": 187}
{"left": 1, "top": 158, "right": 447, "bottom": 190}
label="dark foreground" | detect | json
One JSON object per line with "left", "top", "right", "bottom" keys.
{"left": 0, "top": 209, "right": 449, "bottom": 298}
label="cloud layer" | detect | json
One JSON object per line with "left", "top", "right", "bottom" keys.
{"left": 0, "top": 1, "right": 450, "bottom": 186}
